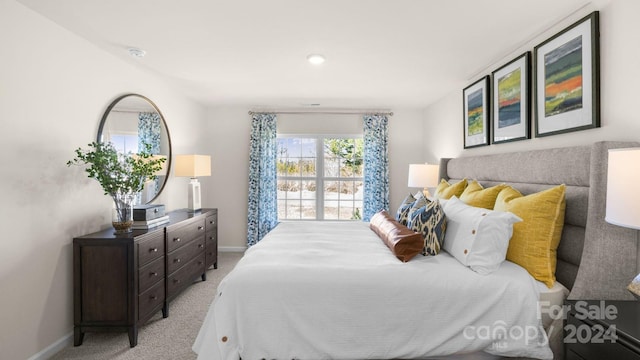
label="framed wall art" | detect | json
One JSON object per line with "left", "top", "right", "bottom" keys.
{"left": 463, "top": 75, "right": 490, "bottom": 149}
{"left": 491, "top": 52, "right": 530, "bottom": 144}
{"left": 534, "top": 11, "right": 600, "bottom": 137}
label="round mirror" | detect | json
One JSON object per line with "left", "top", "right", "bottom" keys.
{"left": 97, "top": 94, "right": 172, "bottom": 204}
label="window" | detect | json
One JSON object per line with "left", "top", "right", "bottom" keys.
{"left": 109, "top": 134, "right": 138, "bottom": 154}
{"left": 277, "top": 136, "right": 363, "bottom": 220}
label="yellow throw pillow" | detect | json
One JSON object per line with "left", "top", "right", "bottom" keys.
{"left": 434, "top": 178, "right": 468, "bottom": 199}
{"left": 494, "top": 185, "right": 566, "bottom": 288}
{"left": 459, "top": 180, "right": 507, "bottom": 209}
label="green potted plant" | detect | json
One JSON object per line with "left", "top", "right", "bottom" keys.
{"left": 68, "top": 142, "right": 166, "bottom": 234}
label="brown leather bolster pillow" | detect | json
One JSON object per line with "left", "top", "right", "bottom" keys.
{"left": 369, "top": 210, "right": 424, "bottom": 262}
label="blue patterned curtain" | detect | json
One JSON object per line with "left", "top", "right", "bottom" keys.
{"left": 363, "top": 114, "right": 390, "bottom": 221}
{"left": 247, "top": 113, "right": 278, "bottom": 246}
{"left": 138, "top": 112, "right": 161, "bottom": 154}
{"left": 138, "top": 112, "right": 162, "bottom": 201}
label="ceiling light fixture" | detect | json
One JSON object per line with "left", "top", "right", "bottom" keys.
{"left": 306, "top": 54, "right": 325, "bottom": 65}
{"left": 127, "top": 47, "right": 146, "bottom": 59}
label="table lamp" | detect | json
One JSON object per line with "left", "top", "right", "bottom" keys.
{"left": 605, "top": 148, "right": 640, "bottom": 298}
{"left": 408, "top": 163, "right": 439, "bottom": 198}
{"left": 175, "top": 154, "right": 211, "bottom": 212}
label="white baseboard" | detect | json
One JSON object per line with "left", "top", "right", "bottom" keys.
{"left": 219, "top": 246, "right": 246, "bottom": 252}
{"left": 28, "top": 331, "right": 73, "bottom": 360}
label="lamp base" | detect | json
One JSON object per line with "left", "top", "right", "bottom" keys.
{"left": 187, "top": 178, "right": 202, "bottom": 212}
{"left": 422, "top": 188, "right": 432, "bottom": 199}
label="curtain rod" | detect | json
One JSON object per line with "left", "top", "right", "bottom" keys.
{"left": 248, "top": 110, "right": 393, "bottom": 116}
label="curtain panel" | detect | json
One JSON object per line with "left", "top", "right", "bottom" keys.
{"left": 362, "top": 114, "right": 390, "bottom": 221}
{"left": 138, "top": 112, "right": 162, "bottom": 154}
{"left": 138, "top": 112, "right": 162, "bottom": 199}
{"left": 247, "top": 113, "right": 278, "bottom": 246}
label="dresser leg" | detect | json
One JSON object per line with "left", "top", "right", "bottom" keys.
{"left": 73, "top": 327, "right": 84, "bottom": 346}
{"left": 214, "top": 262, "right": 218, "bottom": 269}
{"left": 162, "top": 303, "right": 168, "bottom": 318}
{"left": 201, "top": 272, "right": 207, "bottom": 281}
{"left": 128, "top": 327, "right": 138, "bottom": 348}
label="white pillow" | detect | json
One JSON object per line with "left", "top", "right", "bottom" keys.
{"left": 442, "top": 196, "right": 522, "bottom": 274}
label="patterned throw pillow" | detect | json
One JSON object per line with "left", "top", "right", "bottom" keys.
{"left": 408, "top": 199, "right": 447, "bottom": 256}
{"left": 396, "top": 193, "right": 416, "bottom": 225}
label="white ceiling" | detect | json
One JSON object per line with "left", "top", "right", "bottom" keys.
{"left": 18, "top": 0, "right": 598, "bottom": 109}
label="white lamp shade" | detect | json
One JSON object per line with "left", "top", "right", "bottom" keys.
{"left": 408, "top": 164, "right": 439, "bottom": 188}
{"left": 606, "top": 148, "right": 640, "bottom": 230}
{"left": 175, "top": 155, "right": 211, "bottom": 177}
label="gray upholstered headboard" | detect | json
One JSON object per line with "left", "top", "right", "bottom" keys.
{"left": 439, "top": 141, "right": 640, "bottom": 300}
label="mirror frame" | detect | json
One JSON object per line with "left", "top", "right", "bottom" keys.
{"left": 96, "top": 93, "right": 172, "bottom": 204}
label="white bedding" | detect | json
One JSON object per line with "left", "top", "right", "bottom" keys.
{"left": 193, "top": 221, "right": 553, "bottom": 360}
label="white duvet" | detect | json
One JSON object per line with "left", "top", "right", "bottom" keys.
{"left": 193, "top": 221, "right": 552, "bottom": 360}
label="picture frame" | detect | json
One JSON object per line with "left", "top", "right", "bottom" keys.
{"left": 491, "top": 52, "right": 531, "bottom": 144}
{"left": 463, "top": 76, "right": 490, "bottom": 149}
{"left": 534, "top": 11, "right": 600, "bottom": 137}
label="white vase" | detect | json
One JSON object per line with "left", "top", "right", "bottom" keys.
{"left": 111, "top": 192, "right": 135, "bottom": 234}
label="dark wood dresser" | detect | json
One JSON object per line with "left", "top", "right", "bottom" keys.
{"left": 73, "top": 208, "right": 217, "bottom": 347}
{"left": 565, "top": 300, "right": 640, "bottom": 360}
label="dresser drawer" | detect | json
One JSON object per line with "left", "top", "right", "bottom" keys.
{"left": 206, "top": 212, "right": 217, "bottom": 230}
{"left": 167, "top": 253, "right": 205, "bottom": 296}
{"left": 138, "top": 256, "right": 164, "bottom": 294}
{"left": 205, "top": 230, "right": 217, "bottom": 269}
{"left": 166, "top": 218, "right": 206, "bottom": 252}
{"left": 565, "top": 312, "right": 640, "bottom": 360}
{"left": 138, "top": 280, "right": 164, "bottom": 321}
{"left": 167, "top": 236, "right": 205, "bottom": 274}
{"left": 137, "top": 231, "right": 164, "bottom": 266}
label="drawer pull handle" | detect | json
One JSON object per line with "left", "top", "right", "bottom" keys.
{"left": 150, "top": 295, "right": 158, "bottom": 300}
{"left": 209, "top": 220, "right": 215, "bottom": 225}
{"left": 150, "top": 248, "right": 158, "bottom": 253}
{"left": 198, "top": 226, "right": 204, "bottom": 231}
{"left": 199, "top": 244, "right": 204, "bottom": 248}
{"left": 174, "top": 258, "right": 181, "bottom": 263}
{"left": 209, "top": 236, "right": 214, "bottom": 240}
{"left": 150, "top": 272, "right": 158, "bottom": 276}
{"left": 173, "top": 279, "right": 181, "bottom": 283}
{"left": 154, "top": 208, "right": 159, "bottom": 213}
{"left": 174, "top": 237, "right": 181, "bottom": 242}
{"left": 198, "top": 261, "right": 203, "bottom": 265}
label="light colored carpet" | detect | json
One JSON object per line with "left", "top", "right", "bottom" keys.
{"left": 52, "top": 251, "right": 243, "bottom": 360}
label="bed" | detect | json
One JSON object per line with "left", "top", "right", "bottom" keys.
{"left": 193, "top": 141, "right": 640, "bottom": 360}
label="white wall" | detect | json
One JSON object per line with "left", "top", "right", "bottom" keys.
{"left": 202, "top": 108, "right": 424, "bottom": 249}
{"left": 0, "top": 1, "right": 206, "bottom": 359}
{"left": 422, "top": 0, "right": 640, "bottom": 162}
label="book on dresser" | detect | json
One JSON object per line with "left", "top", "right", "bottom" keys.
{"left": 131, "top": 215, "right": 170, "bottom": 229}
